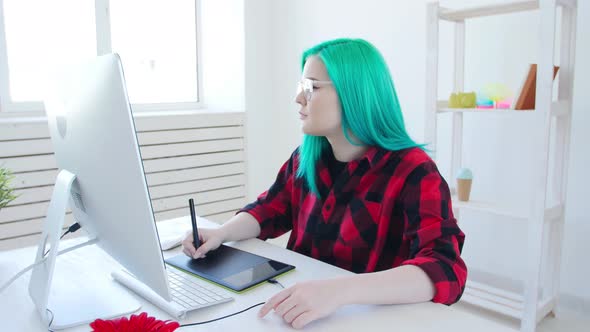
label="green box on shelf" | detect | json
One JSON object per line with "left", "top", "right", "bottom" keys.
{"left": 449, "top": 92, "right": 476, "bottom": 108}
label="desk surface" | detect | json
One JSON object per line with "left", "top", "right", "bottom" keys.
{"left": 0, "top": 217, "right": 516, "bottom": 331}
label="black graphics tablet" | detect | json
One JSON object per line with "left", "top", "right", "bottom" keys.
{"left": 165, "top": 245, "right": 295, "bottom": 292}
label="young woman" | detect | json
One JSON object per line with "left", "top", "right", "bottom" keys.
{"left": 182, "top": 38, "right": 467, "bottom": 329}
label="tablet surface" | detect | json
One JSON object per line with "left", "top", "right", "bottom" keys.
{"left": 165, "top": 245, "right": 295, "bottom": 292}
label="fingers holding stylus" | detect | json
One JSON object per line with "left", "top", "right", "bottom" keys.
{"left": 181, "top": 228, "right": 223, "bottom": 259}
{"left": 181, "top": 230, "right": 201, "bottom": 258}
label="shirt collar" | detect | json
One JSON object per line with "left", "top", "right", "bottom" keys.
{"left": 322, "top": 145, "right": 388, "bottom": 169}
{"left": 348, "top": 145, "right": 387, "bottom": 168}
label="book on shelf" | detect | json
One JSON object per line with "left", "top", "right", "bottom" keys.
{"left": 512, "top": 64, "right": 559, "bottom": 110}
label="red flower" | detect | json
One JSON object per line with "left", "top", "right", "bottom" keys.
{"left": 90, "top": 312, "right": 179, "bottom": 332}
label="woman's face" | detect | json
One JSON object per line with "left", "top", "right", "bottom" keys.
{"left": 295, "top": 56, "right": 342, "bottom": 137}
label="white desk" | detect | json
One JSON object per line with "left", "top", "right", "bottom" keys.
{"left": 0, "top": 217, "right": 516, "bottom": 331}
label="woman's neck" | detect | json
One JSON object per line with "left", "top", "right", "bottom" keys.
{"left": 326, "top": 132, "right": 369, "bottom": 162}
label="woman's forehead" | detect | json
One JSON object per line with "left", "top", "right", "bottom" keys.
{"left": 303, "top": 56, "right": 330, "bottom": 80}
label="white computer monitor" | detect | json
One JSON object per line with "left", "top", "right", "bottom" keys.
{"left": 30, "top": 54, "right": 174, "bottom": 329}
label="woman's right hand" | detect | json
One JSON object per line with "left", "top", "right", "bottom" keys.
{"left": 181, "top": 228, "right": 225, "bottom": 259}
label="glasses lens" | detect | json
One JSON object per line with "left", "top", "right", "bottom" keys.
{"left": 297, "top": 79, "right": 315, "bottom": 101}
{"left": 296, "top": 81, "right": 304, "bottom": 97}
{"left": 303, "top": 79, "right": 313, "bottom": 101}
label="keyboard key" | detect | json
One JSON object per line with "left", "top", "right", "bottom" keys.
{"left": 166, "top": 268, "right": 233, "bottom": 311}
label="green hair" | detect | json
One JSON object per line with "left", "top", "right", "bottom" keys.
{"left": 296, "top": 38, "right": 424, "bottom": 196}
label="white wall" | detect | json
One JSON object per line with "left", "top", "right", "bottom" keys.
{"left": 243, "top": 0, "right": 276, "bottom": 199}
{"left": 243, "top": 0, "right": 589, "bottom": 312}
{"left": 200, "top": 0, "right": 245, "bottom": 111}
{"left": 244, "top": 0, "right": 429, "bottom": 196}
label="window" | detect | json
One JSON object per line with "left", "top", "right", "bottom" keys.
{"left": 0, "top": 0, "right": 201, "bottom": 112}
{"left": 2, "top": 0, "right": 96, "bottom": 103}
{"left": 110, "top": 0, "right": 198, "bottom": 105}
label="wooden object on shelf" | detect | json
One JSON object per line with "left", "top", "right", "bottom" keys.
{"left": 513, "top": 64, "right": 560, "bottom": 110}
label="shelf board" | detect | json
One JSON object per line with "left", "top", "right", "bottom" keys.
{"left": 438, "top": 107, "right": 534, "bottom": 113}
{"left": 452, "top": 195, "right": 528, "bottom": 220}
{"left": 462, "top": 281, "right": 523, "bottom": 319}
{"left": 437, "top": 101, "right": 568, "bottom": 116}
{"left": 439, "top": 1, "right": 539, "bottom": 21}
{"left": 453, "top": 197, "right": 566, "bottom": 222}
{"left": 462, "top": 279, "right": 557, "bottom": 323}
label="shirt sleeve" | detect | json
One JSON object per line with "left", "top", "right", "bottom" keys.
{"left": 399, "top": 161, "right": 467, "bottom": 305}
{"left": 237, "top": 149, "right": 298, "bottom": 240}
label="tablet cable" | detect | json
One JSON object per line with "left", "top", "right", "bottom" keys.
{"left": 178, "top": 279, "right": 286, "bottom": 328}
{"left": 0, "top": 223, "right": 84, "bottom": 294}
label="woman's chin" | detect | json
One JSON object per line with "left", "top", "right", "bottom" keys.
{"left": 300, "top": 123, "right": 309, "bottom": 134}
{"left": 301, "top": 127, "right": 323, "bottom": 136}
{"left": 301, "top": 123, "right": 315, "bottom": 135}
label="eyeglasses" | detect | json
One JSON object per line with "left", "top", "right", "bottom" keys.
{"left": 296, "top": 78, "right": 332, "bottom": 101}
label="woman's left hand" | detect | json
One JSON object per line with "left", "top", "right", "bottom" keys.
{"left": 258, "top": 279, "right": 346, "bottom": 329}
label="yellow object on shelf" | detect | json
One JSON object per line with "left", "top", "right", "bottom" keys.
{"left": 449, "top": 92, "right": 476, "bottom": 108}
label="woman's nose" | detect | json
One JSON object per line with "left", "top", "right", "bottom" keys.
{"left": 295, "top": 90, "right": 306, "bottom": 106}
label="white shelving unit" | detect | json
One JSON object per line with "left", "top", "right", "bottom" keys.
{"left": 425, "top": 1, "right": 577, "bottom": 331}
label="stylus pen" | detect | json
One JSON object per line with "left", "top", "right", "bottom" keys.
{"left": 189, "top": 198, "right": 201, "bottom": 249}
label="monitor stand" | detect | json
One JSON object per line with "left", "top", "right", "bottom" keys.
{"left": 28, "top": 169, "right": 141, "bottom": 330}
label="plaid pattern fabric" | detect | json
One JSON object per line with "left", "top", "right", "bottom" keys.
{"left": 238, "top": 146, "right": 467, "bottom": 305}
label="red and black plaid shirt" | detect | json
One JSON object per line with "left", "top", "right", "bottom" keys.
{"left": 239, "top": 146, "right": 467, "bottom": 305}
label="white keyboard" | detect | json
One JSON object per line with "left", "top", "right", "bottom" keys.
{"left": 111, "top": 268, "right": 234, "bottom": 319}
{"left": 167, "top": 267, "right": 234, "bottom": 310}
